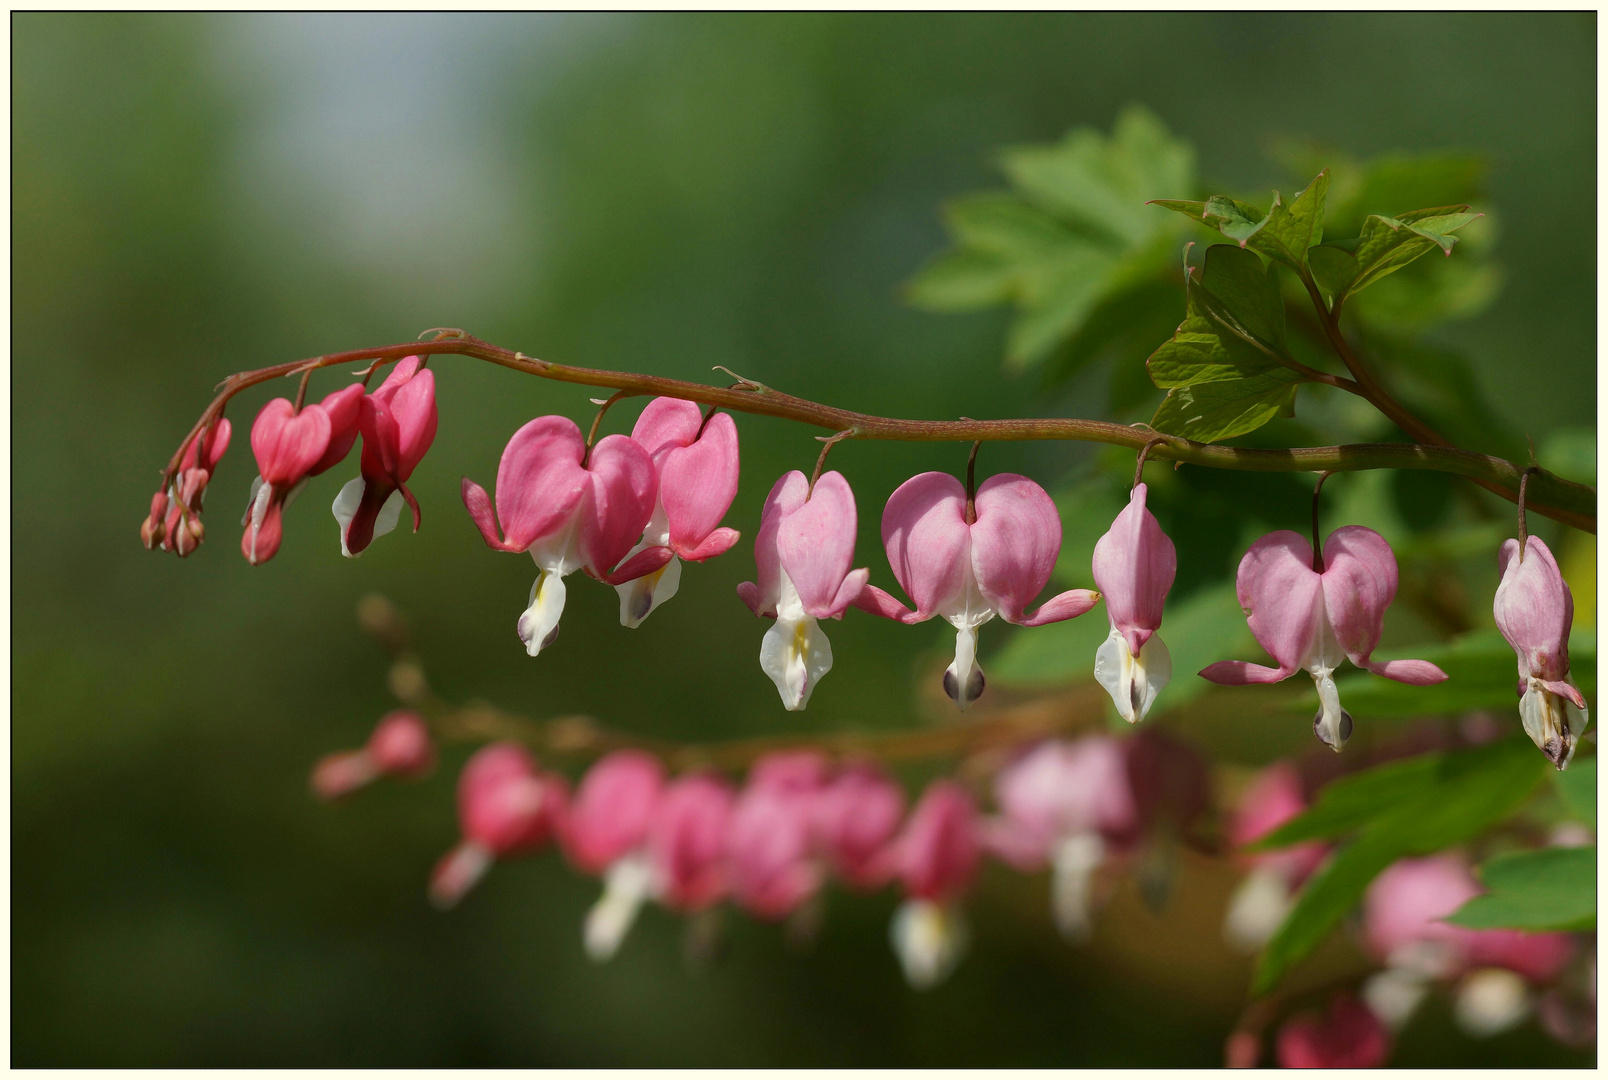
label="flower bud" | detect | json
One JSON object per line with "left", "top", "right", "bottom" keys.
{"left": 811, "top": 762, "right": 904, "bottom": 891}
{"left": 429, "top": 743, "right": 566, "bottom": 909}
{"left": 1494, "top": 535, "right": 1590, "bottom": 768}
{"left": 646, "top": 773, "right": 735, "bottom": 912}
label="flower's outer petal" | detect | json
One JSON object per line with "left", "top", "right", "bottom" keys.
{"left": 578, "top": 434, "right": 659, "bottom": 576}
{"left": 1199, "top": 659, "right": 1291, "bottom": 684}
{"left": 662, "top": 411, "right": 740, "bottom": 555}
{"left": 371, "top": 355, "right": 422, "bottom": 406}
{"left": 1320, "top": 525, "right": 1398, "bottom": 668}
{"left": 740, "top": 471, "right": 809, "bottom": 618}
{"left": 896, "top": 780, "right": 980, "bottom": 902}
{"left": 811, "top": 763, "right": 905, "bottom": 890}
{"left": 241, "top": 497, "right": 284, "bottom": 565}
{"left": 778, "top": 470, "right": 859, "bottom": 619}
{"left": 630, "top": 396, "right": 703, "bottom": 460}
{"left": 358, "top": 395, "right": 402, "bottom": 480}
{"left": 1091, "top": 482, "right": 1176, "bottom": 654}
{"left": 1495, "top": 536, "right": 1575, "bottom": 684}
{"left": 389, "top": 368, "right": 438, "bottom": 480}
{"left": 1370, "top": 659, "right": 1450, "bottom": 685}
{"left": 676, "top": 526, "right": 740, "bottom": 563}
{"left": 970, "top": 473, "right": 1063, "bottom": 623}
{"left": 481, "top": 416, "right": 588, "bottom": 553}
{"left": 725, "top": 773, "right": 824, "bottom": 921}
{"left": 1017, "top": 588, "right": 1101, "bottom": 627}
{"left": 310, "top": 383, "right": 367, "bottom": 475}
{"left": 1201, "top": 530, "right": 1321, "bottom": 683}
{"left": 825, "top": 567, "right": 871, "bottom": 620}
{"left": 563, "top": 750, "right": 666, "bottom": 875}
{"left": 251, "top": 398, "right": 333, "bottom": 487}
{"left": 880, "top": 472, "right": 972, "bottom": 621}
{"left": 1539, "top": 678, "right": 1589, "bottom": 711}
{"left": 760, "top": 613, "right": 833, "bottom": 711}
{"left": 601, "top": 543, "right": 675, "bottom": 586}
{"left": 461, "top": 477, "right": 520, "bottom": 551}
{"left": 196, "top": 418, "right": 232, "bottom": 472}
{"left": 646, "top": 773, "right": 736, "bottom": 912}
{"left": 851, "top": 583, "right": 920, "bottom": 623}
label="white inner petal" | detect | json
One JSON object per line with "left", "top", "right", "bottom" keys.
{"left": 331, "top": 476, "right": 364, "bottom": 558}
{"left": 1094, "top": 628, "right": 1173, "bottom": 724}
{"left": 616, "top": 541, "right": 682, "bottom": 629}
{"left": 889, "top": 899, "right": 969, "bottom": 991}
{"left": 242, "top": 474, "right": 267, "bottom": 527}
{"left": 759, "top": 569, "right": 834, "bottom": 711}
{"left": 518, "top": 569, "right": 569, "bottom": 658}
{"left": 1050, "top": 831, "right": 1106, "bottom": 943}
{"left": 1222, "top": 865, "right": 1293, "bottom": 952}
{"left": 583, "top": 852, "right": 655, "bottom": 962}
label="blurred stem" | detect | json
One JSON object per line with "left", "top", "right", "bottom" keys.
{"left": 159, "top": 331, "right": 1595, "bottom": 532}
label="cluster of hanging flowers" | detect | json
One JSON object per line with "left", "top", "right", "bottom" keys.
{"left": 143, "top": 373, "right": 1587, "bottom": 768}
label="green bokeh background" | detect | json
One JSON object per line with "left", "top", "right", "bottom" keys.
{"left": 13, "top": 12, "right": 1594, "bottom": 1066}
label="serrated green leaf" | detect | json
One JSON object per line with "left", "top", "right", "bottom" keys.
{"left": 1254, "top": 737, "right": 1550, "bottom": 994}
{"left": 1157, "top": 173, "right": 1328, "bottom": 273}
{"left": 904, "top": 249, "right": 1016, "bottom": 310}
{"left": 1194, "top": 245, "right": 1287, "bottom": 352}
{"left": 1150, "top": 368, "right": 1302, "bottom": 443}
{"left": 1003, "top": 247, "right": 1122, "bottom": 370}
{"left": 1447, "top": 846, "right": 1596, "bottom": 932}
{"left": 1344, "top": 207, "right": 1479, "bottom": 296}
{"left": 1149, "top": 198, "right": 1207, "bottom": 224}
{"left": 1555, "top": 758, "right": 1596, "bottom": 822}
{"left": 944, "top": 192, "right": 1081, "bottom": 257}
{"left": 1146, "top": 313, "right": 1267, "bottom": 387}
{"left": 1203, "top": 195, "right": 1268, "bottom": 245}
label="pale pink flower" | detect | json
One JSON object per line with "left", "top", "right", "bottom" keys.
{"left": 1091, "top": 482, "right": 1176, "bottom": 722}
{"left": 1494, "top": 535, "right": 1590, "bottom": 768}
{"left": 461, "top": 414, "right": 659, "bottom": 658}
{"left": 1200, "top": 527, "right": 1448, "bottom": 750}
{"left": 854, "top": 471, "right": 1099, "bottom": 710}
{"left": 725, "top": 752, "right": 830, "bottom": 920}
{"left": 811, "top": 762, "right": 905, "bottom": 891}
{"left": 563, "top": 750, "right": 667, "bottom": 960}
{"left": 888, "top": 780, "right": 980, "bottom": 989}
{"left": 1222, "top": 762, "right": 1329, "bottom": 951}
{"left": 645, "top": 773, "right": 736, "bottom": 913}
{"left": 738, "top": 471, "right": 871, "bottom": 710}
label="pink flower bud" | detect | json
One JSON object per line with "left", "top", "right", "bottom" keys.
{"left": 1275, "top": 995, "right": 1390, "bottom": 1068}
{"left": 855, "top": 471, "right": 1099, "bottom": 711}
{"left": 725, "top": 753, "right": 830, "bottom": 920}
{"left": 986, "top": 738, "right": 1137, "bottom": 870}
{"left": 811, "top": 762, "right": 905, "bottom": 890}
{"left": 646, "top": 773, "right": 735, "bottom": 912}
{"left": 461, "top": 414, "right": 659, "bottom": 658}
{"left": 140, "top": 490, "right": 169, "bottom": 550}
{"left": 1091, "top": 483, "right": 1176, "bottom": 722}
{"left": 896, "top": 780, "right": 980, "bottom": 903}
{"left": 563, "top": 750, "right": 667, "bottom": 876}
{"left": 333, "top": 357, "right": 439, "bottom": 558}
{"left": 738, "top": 471, "right": 871, "bottom": 710}
{"left": 1494, "top": 535, "right": 1590, "bottom": 768}
{"left": 310, "top": 710, "right": 436, "bottom": 801}
{"left": 1201, "top": 527, "right": 1448, "bottom": 751}
{"left": 429, "top": 742, "right": 566, "bottom": 908}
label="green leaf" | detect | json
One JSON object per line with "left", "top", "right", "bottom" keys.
{"left": 1149, "top": 368, "right": 1302, "bottom": 443}
{"left": 1447, "top": 846, "right": 1596, "bottom": 932}
{"left": 1343, "top": 207, "right": 1481, "bottom": 297}
{"left": 1193, "top": 245, "right": 1287, "bottom": 353}
{"left": 1555, "top": 758, "right": 1596, "bottom": 822}
{"left": 904, "top": 248, "right": 1016, "bottom": 310}
{"left": 1253, "top": 737, "right": 1549, "bottom": 994}
{"left": 1155, "top": 172, "right": 1329, "bottom": 272}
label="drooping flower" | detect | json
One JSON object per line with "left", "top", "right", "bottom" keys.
{"left": 984, "top": 737, "right": 1138, "bottom": 941}
{"left": 242, "top": 397, "right": 333, "bottom": 564}
{"left": 615, "top": 398, "right": 742, "bottom": 628}
{"left": 1222, "top": 762, "right": 1329, "bottom": 952}
{"left": 854, "top": 471, "right": 1100, "bottom": 711}
{"left": 738, "top": 471, "right": 870, "bottom": 711}
{"left": 1275, "top": 995, "right": 1391, "bottom": 1069}
{"left": 562, "top": 750, "right": 667, "bottom": 961}
{"left": 645, "top": 772, "right": 736, "bottom": 913}
{"left": 1091, "top": 482, "right": 1176, "bottom": 723}
{"left": 333, "top": 356, "right": 439, "bottom": 558}
{"left": 429, "top": 742, "right": 567, "bottom": 908}
{"left": 242, "top": 384, "right": 365, "bottom": 565}
{"left": 811, "top": 761, "right": 905, "bottom": 891}
{"left": 148, "top": 418, "right": 232, "bottom": 554}
{"left": 309, "top": 710, "right": 436, "bottom": 800}
{"left": 1200, "top": 527, "right": 1448, "bottom": 751}
{"left": 888, "top": 780, "right": 980, "bottom": 990}
{"left": 1493, "top": 535, "right": 1591, "bottom": 768}
{"left": 725, "top": 752, "right": 830, "bottom": 921}
{"left": 461, "top": 415, "right": 659, "bottom": 658}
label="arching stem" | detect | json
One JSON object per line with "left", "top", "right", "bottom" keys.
{"left": 1134, "top": 436, "right": 1167, "bottom": 490}
{"left": 1518, "top": 465, "right": 1541, "bottom": 561}
{"left": 964, "top": 440, "right": 982, "bottom": 524}
{"left": 1311, "top": 471, "right": 1336, "bottom": 573}
{"left": 808, "top": 429, "right": 857, "bottom": 498}
{"left": 583, "top": 390, "right": 635, "bottom": 467}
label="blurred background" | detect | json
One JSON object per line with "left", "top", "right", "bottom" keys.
{"left": 12, "top": 12, "right": 1595, "bottom": 1066}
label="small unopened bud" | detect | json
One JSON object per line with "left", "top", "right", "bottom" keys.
{"left": 141, "top": 492, "right": 169, "bottom": 549}
{"left": 173, "top": 512, "right": 204, "bottom": 557}
{"left": 387, "top": 660, "right": 428, "bottom": 703}
{"left": 367, "top": 710, "right": 435, "bottom": 777}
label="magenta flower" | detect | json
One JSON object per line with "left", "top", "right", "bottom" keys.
{"left": 461, "top": 415, "right": 659, "bottom": 658}
{"left": 149, "top": 419, "right": 232, "bottom": 554}
{"left": 241, "top": 397, "right": 333, "bottom": 564}
{"left": 811, "top": 762, "right": 905, "bottom": 891}
{"left": 1275, "top": 995, "right": 1391, "bottom": 1069}
{"left": 888, "top": 780, "right": 980, "bottom": 989}
{"left": 645, "top": 772, "right": 735, "bottom": 913}
{"left": 725, "top": 752, "right": 830, "bottom": 921}
{"left": 984, "top": 737, "right": 1137, "bottom": 941}
{"left": 737, "top": 471, "right": 871, "bottom": 710}
{"left": 1091, "top": 482, "right": 1177, "bottom": 722}
{"left": 1493, "top": 535, "right": 1590, "bottom": 768}
{"left": 1222, "top": 762, "right": 1329, "bottom": 952}
{"left": 1200, "top": 526, "right": 1448, "bottom": 750}
{"left": 332, "top": 357, "right": 439, "bottom": 558}
{"left": 855, "top": 471, "right": 1100, "bottom": 711}
{"left": 429, "top": 743, "right": 567, "bottom": 909}
{"left": 309, "top": 709, "right": 436, "bottom": 800}
{"left": 563, "top": 749, "right": 667, "bottom": 960}
{"left": 615, "top": 398, "right": 742, "bottom": 628}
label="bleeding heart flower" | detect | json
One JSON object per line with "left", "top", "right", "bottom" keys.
{"left": 1275, "top": 995, "right": 1391, "bottom": 1069}
{"left": 1091, "top": 482, "right": 1176, "bottom": 723}
{"left": 462, "top": 414, "right": 659, "bottom": 658}
{"left": 1493, "top": 535, "right": 1590, "bottom": 768}
{"left": 563, "top": 750, "right": 668, "bottom": 961}
{"left": 854, "top": 471, "right": 1099, "bottom": 711}
{"left": 737, "top": 471, "right": 871, "bottom": 711}
{"left": 811, "top": 762, "right": 905, "bottom": 891}
{"left": 888, "top": 780, "right": 980, "bottom": 990}
{"left": 645, "top": 772, "right": 736, "bottom": 913}
{"left": 1200, "top": 526, "right": 1448, "bottom": 751}
{"left": 149, "top": 419, "right": 232, "bottom": 553}
{"left": 241, "top": 397, "right": 333, "bottom": 565}
{"left": 429, "top": 742, "right": 567, "bottom": 909}
{"left": 332, "top": 357, "right": 439, "bottom": 558}
{"left": 725, "top": 753, "right": 830, "bottom": 921}
{"left": 615, "top": 398, "right": 742, "bottom": 628}
{"left": 309, "top": 710, "right": 436, "bottom": 800}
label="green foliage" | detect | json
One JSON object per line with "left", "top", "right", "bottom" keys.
{"left": 1251, "top": 738, "right": 1550, "bottom": 995}
{"left": 1152, "top": 170, "right": 1328, "bottom": 273}
{"left": 906, "top": 104, "right": 1194, "bottom": 375}
{"left": 1447, "top": 846, "right": 1596, "bottom": 932}
{"left": 1554, "top": 757, "right": 1596, "bottom": 822}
